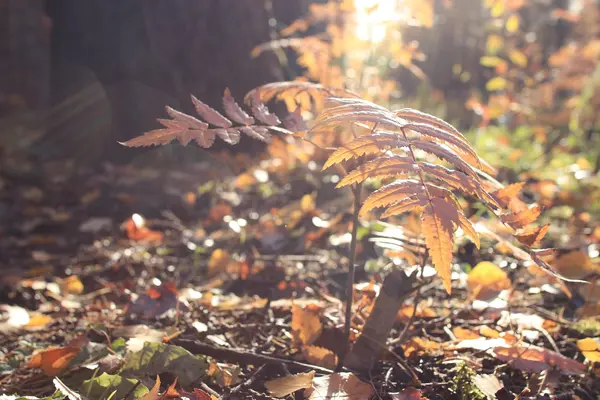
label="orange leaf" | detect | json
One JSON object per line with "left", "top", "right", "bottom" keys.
{"left": 27, "top": 335, "right": 88, "bottom": 376}
{"left": 141, "top": 375, "right": 161, "bottom": 400}
{"left": 515, "top": 224, "right": 549, "bottom": 247}
{"left": 501, "top": 205, "right": 542, "bottom": 229}
{"left": 291, "top": 304, "right": 322, "bottom": 346}
{"left": 421, "top": 197, "right": 458, "bottom": 294}
{"left": 302, "top": 345, "right": 338, "bottom": 370}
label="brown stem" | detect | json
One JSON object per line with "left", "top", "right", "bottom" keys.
{"left": 336, "top": 182, "right": 362, "bottom": 371}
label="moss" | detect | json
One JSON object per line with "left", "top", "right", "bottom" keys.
{"left": 450, "top": 362, "right": 486, "bottom": 400}
{"left": 572, "top": 318, "right": 600, "bottom": 337}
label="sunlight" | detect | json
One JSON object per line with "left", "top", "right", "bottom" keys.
{"left": 354, "top": 0, "right": 406, "bottom": 43}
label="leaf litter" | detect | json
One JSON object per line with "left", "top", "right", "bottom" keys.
{"left": 1, "top": 117, "right": 600, "bottom": 399}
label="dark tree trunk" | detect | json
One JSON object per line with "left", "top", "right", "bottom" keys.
{"left": 33, "top": 0, "right": 305, "bottom": 164}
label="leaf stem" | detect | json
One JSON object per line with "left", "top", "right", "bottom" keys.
{"left": 337, "top": 181, "right": 362, "bottom": 371}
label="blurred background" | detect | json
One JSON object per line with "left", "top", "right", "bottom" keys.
{"left": 1, "top": 0, "right": 599, "bottom": 172}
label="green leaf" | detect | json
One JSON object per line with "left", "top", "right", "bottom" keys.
{"left": 81, "top": 372, "right": 149, "bottom": 399}
{"left": 120, "top": 342, "right": 208, "bottom": 387}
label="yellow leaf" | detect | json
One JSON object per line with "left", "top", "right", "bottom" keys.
{"left": 480, "top": 56, "right": 504, "bottom": 67}
{"left": 208, "top": 249, "right": 231, "bottom": 277}
{"left": 61, "top": 276, "right": 84, "bottom": 295}
{"left": 421, "top": 198, "right": 457, "bottom": 294}
{"left": 467, "top": 261, "right": 512, "bottom": 300}
{"left": 577, "top": 338, "right": 600, "bottom": 363}
{"left": 486, "top": 35, "right": 504, "bottom": 54}
{"left": 301, "top": 194, "right": 316, "bottom": 213}
{"left": 486, "top": 77, "right": 507, "bottom": 91}
{"left": 509, "top": 50, "right": 527, "bottom": 67}
{"left": 506, "top": 14, "right": 520, "bottom": 33}
{"left": 25, "top": 314, "right": 53, "bottom": 329}
{"left": 491, "top": 1, "right": 505, "bottom": 17}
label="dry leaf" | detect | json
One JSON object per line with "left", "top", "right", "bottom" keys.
{"left": 577, "top": 338, "right": 600, "bottom": 363}
{"left": 390, "top": 387, "right": 427, "bottom": 399}
{"left": 140, "top": 375, "right": 161, "bottom": 400}
{"left": 453, "top": 327, "right": 480, "bottom": 340}
{"left": 123, "top": 214, "right": 163, "bottom": 243}
{"left": 61, "top": 275, "right": 84, "bottom": 295}
{"left": 473, "top": 374, "right": 504, "bottom": 399}
{"left": 306, "top": 373, "right": 373, "bottom": 400}
{"left": 467, "top": 261, "right": 511, "bottom": 300}
{"left": 264, "top": 371, "right": 315, "bottom": 398}
{"left": 492, "top": 346, "right": 586, "bottom": 374}
{"left": 208, "top": 249, "right": 231, "bottom": 277}
{"left": 302, "top": 345, "right": 338, "bottom": 370}
{"left": 553, "top": 250, "right": 597, "bottom": 280}
{"left": 27, "top": 335, "right": 88, "bottom": 376}
{"left": 516, "top": 225, "right": 550, "bottom": 247}
{"left": 401, "top": 337, "right": 442, "bottom": 357}
{"left": 291, "top": 304, "right": 323, "bottom": 346}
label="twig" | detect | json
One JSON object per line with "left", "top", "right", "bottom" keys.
{"left": 337, "top": 182, "right": 362, "bottom": 371}
{"left": 173, "top": 339, "right": 334, "bottom": 374}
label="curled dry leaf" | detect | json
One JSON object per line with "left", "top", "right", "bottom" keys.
{"left": 515, "top": 224, "right": 550, "bottom": 247}
{"left": 291, "top": 304, "right": 323, "bottom": 346}
{"left": 467, "top": 261, "right": 511, "bottom": 300}
{"left": 264, "top": 371, "right": 315, "bottom": 398}
{"left": 492, "top": 345, "right": 586, "bottom": 375}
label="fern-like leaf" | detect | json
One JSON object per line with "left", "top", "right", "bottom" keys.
{"left": 223, "top": 88, "right": 254, "bottom": 125}
{"left": 336, "top": 156, "right": 416, "bottom": 188}
{"left": 323, "top": 133, "right": 404, "bottom": 170}
{"left": 191, "top": 95, "right": 232, "bottom": 128}
{"left": 421, "top": 197, "right": 459, "bottom": 294}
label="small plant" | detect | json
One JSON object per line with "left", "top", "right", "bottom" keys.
{"left": 122, "top": 80, "right": 577, "bottom": 365}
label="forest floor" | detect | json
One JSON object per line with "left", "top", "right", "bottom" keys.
{"left": 0, "top": 144, "right": 599, "bottom": 400}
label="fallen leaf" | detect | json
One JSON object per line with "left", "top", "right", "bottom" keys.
{"left": 61, "top": 275, "right": 84, "bottom": 295}
{"left": 140, "top": 375, "right": 161, "bottom": 400}
{"left": 25, "top": 314, "right": 53, "bottom": 329}
{"left": 306, "top": 373, "right": 374, "bottom": 400}
{"left": 291, "top": 304, "right": 322, "bottom": 346}
{"left": 82, "top": 372, "right": 149, "bottom": 399}
{"left": 401, "top": 337, "right": 442, "bottom": 357}
{"left": 473, "top": 374, "right": 504, "bottom": 399}
{"left": 208, "top": 249, "right": 231, "bottom": 277}
{"left": 577, "top": 338, "right": 600, "bottom": 363}
{"left": 27, "top": 335, "right": 89, "bottom": 376}
{"left": 467, "top": 261, "right": 511, "bottom": 300}
{"left": 264, "top": 371, "right": 315, "bottom": 398}
{"left": 553, "top": 250, "right": 597, "bottom": 280}
{"left": 390, "top": 387, "right": 427, "bottom": 399}
{"left": 123, "top": 214, "right": 163, "bottom": 243}
{"left": 303, "top": 345, "right": 338, "bottom": 370}
{"left": 492, "top": 345, "right": 586, "bottom": 374}
{"left": 453, "top": 327, "right": 480, "bottom": 340}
